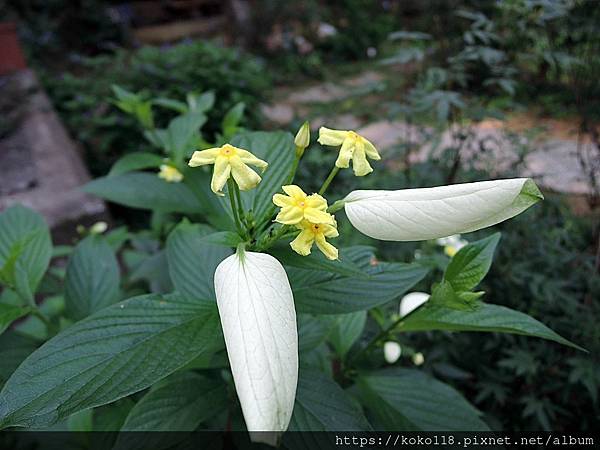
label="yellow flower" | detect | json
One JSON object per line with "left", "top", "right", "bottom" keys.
{"left": 188, "top": 144, "right": 268, "bottom": 196}
{"left": 317, "top": 127, "right": 381, "bottom": 176}
{"left": 294, "top": 121, "right": 310, "bottom": 149}
{"left": 158, "top": 164, "right": 184, "bottom": 183}
{"left": 273, "top": 185, "right": 334, "bottom": 225}
{"left": 290, "top": 219, "right": 339, "bottom": 260}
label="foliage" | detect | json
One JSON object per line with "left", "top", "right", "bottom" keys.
{"left": 0, "top": 112, "right": 581, "bottom": 441}
{"left": 40, "top": 41, "right": 269, "bottom": 175}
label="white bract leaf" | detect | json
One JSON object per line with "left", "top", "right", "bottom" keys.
{"left": 214, "top": 251, "right": 298, "bottom": 445}
{"left": 343, "top": 178, "right": 543, "bottom": 241}
{"left": 399, "top": 291, "right": 430, "bottom": 317}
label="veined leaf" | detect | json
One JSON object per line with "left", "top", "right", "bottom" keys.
{"left": 114, "top": 372, "right": 227, "bottom": 450}
{"left": 166, "top": 111, "right": 207, "bottom": 161}
{"left": 0, "top": 205, "right": 52, "bottom": 301}
{"left": 288, "top": 368, "right": 371, "bottom": 431}
{"left": 444, "top": 233, "right": 500, "bottom": 291}
{"left": 399, "top": 303, "right": 582, "bottom": 350}
{"left": 0, "top": 332, "right": 38, "bottom": 388}
{"left": 166, "top": 223, "right": 232, "bottom": 302}
{"left": 230, "top": 131, "right": 295, "bottom": 224}
{"left": 64, "top": 235, "right": 121, "bottom": 320}
{"left": 0, "top": 293, "right": 223, "bottom": 429}
{"left": 270, "top": 245, "right": 366, "bottom": 278}
{"left": 0, "top": 304, "right": 31, "bottom": 336}
{"left": 290, "top": 247, "right": 428, "bottom": 314}
{"left": 83, "top": 172, "right": 201, "bottom": 214}
{"left": 357, "top": 369, "right": 489, "bottom": 430}
{"left": 108, "top": 152, "right": 165, "bottom": 177}
{"left": 329, "top": 311, "right": 367, "bottom": 357}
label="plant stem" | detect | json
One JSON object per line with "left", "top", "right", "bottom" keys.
{"left": 227, "top": 179, "right": 244, "bottom": 236}
{"left": 318, "top": 166, "right": 340, "bottom": 196}
{"left": 348, "top": 316, "right": 404, "bottom": 366}
{"left": 233, "top": 183, "right": 245, "bottom": 225}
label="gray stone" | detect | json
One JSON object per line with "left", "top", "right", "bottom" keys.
{"left": 0, "top": 70, "right": 107, "bottom": 229}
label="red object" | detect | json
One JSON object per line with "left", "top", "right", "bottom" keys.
{"left": 0, "top": 22, "right": 27, "bottom": 75}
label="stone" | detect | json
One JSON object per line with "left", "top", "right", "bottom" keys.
{"left": 0, "top": 70, "right": 107, "bottom": 234}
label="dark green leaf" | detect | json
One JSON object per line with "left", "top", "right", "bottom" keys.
{"left": 166, "top": 112, "right": 207, "bottom": 160}
{"left": 0, "top": 205, "right": 52, "bottom": 301}
{"left": 108, "top": 152, "right": 165, "bottom": 177}
{"left": 166, "top": 223, "right": 232, "bottom": 302}
{"left": 0, "top": 304, "right": 31, "bottom": 335}
{"left": 298, "top": 315, "right": 330, "bottom": 352}
{"left": 444, "top": 233, "right": 501, "bottom": 291}
{"left": 357, "top": 369, "right": 489, "bottom": 431}
{"left": 114, "top": 372, "right": 227, "bottom": 450}
{"left": 399, "top": 303, "right": 583, "bottom": 350}
{"left": 84, "top": 172, "right": 201, "bottom": 214}
{"left": 270, "top": 245, "right": 366, "bottom": 278}
{"left": 230, "top": 131, "right": 295, "bottom": 224}
{"left": 0, "top": 332, "right": 38, "bottom": 388}
{"left": 329, "top": 311, "right": 367, "bottom": 357}
{"left": 288, "top": 368, "right": 371, "bottom": 431}
{"left": 290, "top": 248, "right": 428, "bottom": 314}
{"left": 64, "top": 235, "right": 121, "bottom": 320}
{"left": 0, "top": 293, "right": 223, "bottom": 429}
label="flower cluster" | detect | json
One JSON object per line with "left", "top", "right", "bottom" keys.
{"left": 272, "top": 185, "right": 339, "bottom": 260}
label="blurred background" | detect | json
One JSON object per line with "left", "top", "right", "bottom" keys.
{"left": 1, "top": 0, "right": 598, "bottom": 431}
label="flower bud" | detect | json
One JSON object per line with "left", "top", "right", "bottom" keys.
{"left": 294, "top": 121, "right": 310, "bottom": 151}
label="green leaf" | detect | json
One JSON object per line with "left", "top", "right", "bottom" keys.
{"left": 121, "top": 372, "right": 226, "bottom": 431}
{"left": 399, "top": 303, "right": 583, "bottom": 350}
{"left": 288, "top": 368, "right": 371, "bottom": 431}
{"left": 444, "top": 233, "right": 500, "bottom": 291}
{"left": 222, "top": 102, "right": 245, "bottom": 138}
{"left": 166, "top": 223, "right": 232, "bottom": 302}
{"left": 270, "top": 245, "right": 366, "bottom": 278}
{"left": 188, "top": 91, "right": 215, "bottom": 114}
{"left": 166, "top": 111, "right": 207, "bottom": 161}
{"left": 0, "top": 332, "right": 38, "bottom": 388}
{"left": 152, "top": 97, "right": 188, "bottom": 114}
{"left": 0, "top": 205, "right": 52, "bottom": 301}
{"left": 290, "top": 248, "right": 429, "bottom": 314}
{"left": 64, "top": 235, "right": 121, "bottom": 320}
{"left": 108, "top": 152, "right": 165, "bottom": 177}
{"left": 84, "top": 172, "right": 201, "bottom": 214}
{"left": 298, "top": 315, "right": 330, "bottom": 352}
{"left": 230, "top": 131, "right": 295, "bottom": 224}
{"left": 329, "top": 311, "right": 367, "bottom": 357}
{"left": 357, "top": 369, "right": 489, "bottom": 431}
{"left": 0, "top": 293, "right": 223, "bottom": 429}
{"left": 182, "top": 169, "right": 233, "bottom": 230}
{"left": 0, "top": 304, "right": 31, "bottom": 335}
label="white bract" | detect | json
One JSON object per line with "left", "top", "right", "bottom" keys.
{"left": 399, "top": 292, "right": 430, "bottom": 317}
{"left": 343, "top": 178, "right": 543, "bottom": 241}
{"left": 214, "top": 251, "right": 298, "bottom": 445}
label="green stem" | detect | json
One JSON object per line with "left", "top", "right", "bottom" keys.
{"left": 227, "top": 179, "right": 244, "bottom": 236}
{"left": 348, "top": 316, "right": 404, "bottom": 366}
{"left": 318, "top": 166, "right": 340, "bottom": 196}
{"left": 233, "top": 183, "right": 245, "bottom": 225}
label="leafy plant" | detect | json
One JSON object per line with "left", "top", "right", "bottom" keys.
{"left": 0, "top": 115, "right": 581, "bottom": 445}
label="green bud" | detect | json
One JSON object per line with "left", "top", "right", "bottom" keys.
{"left": 294, "top": 121, "right": 310, "bottom": 149}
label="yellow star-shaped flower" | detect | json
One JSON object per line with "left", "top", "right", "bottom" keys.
{"left": 290, "top": 220, "right": 339, "bottom": 260}
{"left": 188, "top": 144, "right": 268, "bottom": 196}
{"left": 158, "top": 164, "right": 184, "bottom": 183}
{"left": 317, "top": 127, "right": 381, "bottom": 176}
{"left": 290, "top": 216, "right": 339, "bottom": 259}
{"left": 273, "top": 185, "right": 334, "bottom": 225}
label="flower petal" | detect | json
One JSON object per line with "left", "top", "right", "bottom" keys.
{"left": 275, "top": 206, "right": 304, "bottom": 225}
{"left": 236, "top": 148, "right": 269, "bottom": 173}
{"left": 362, "top": 137, "right": 381, "bottom": 160}
{"left": 317, "top": 127, "right": 348, "bottom": 146}
{"left": 188, "top": 148, "right": 220, "bottom": 167}
{"left": 211, "top": 156, "right": 231, "bottom": 195}
{"left": 351, "top": 144, "right": 373, "bottom": 176}
{"left": 399, "top": 292, "right": 430, "bottom": 317}
{"left": 335, "top": 137, "right": 354, "bottom": 169}
{"left": 230, "top": 156, "right": 262, "bottom": 191}
{"left": 303, "top": 208, "right": 335, "bottom": 225}
{"left": 304, "top": 193, "right": 328, "bottom": 211}
{"left": 290, "top": 230, "right": 315, "bottom": 256}
{"left": 273, "top": 193, "right": 296, "bottom": 207}
{"left": 214, "top": 252, "right": 298, "bottom": 443}
{"left": 282, "top": 185, "right": 306, "bottom": 200}
{"left": 344, "top": 178, "right": 543, "bottom": 241}
{"left": 314, "top": 234, "right": 338, "bottom": 260}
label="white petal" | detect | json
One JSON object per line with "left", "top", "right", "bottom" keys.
{"left": 399, "top": 291, "right": 430, "bottom": 317}
{"left": 383, "top": 341, "right": 402, "bottom": 364}
{"left": 214, "top": 251, "right": 298, "bottom": 443}
{"left": 344, "top": 178, "right": 542, "bottom": 241}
